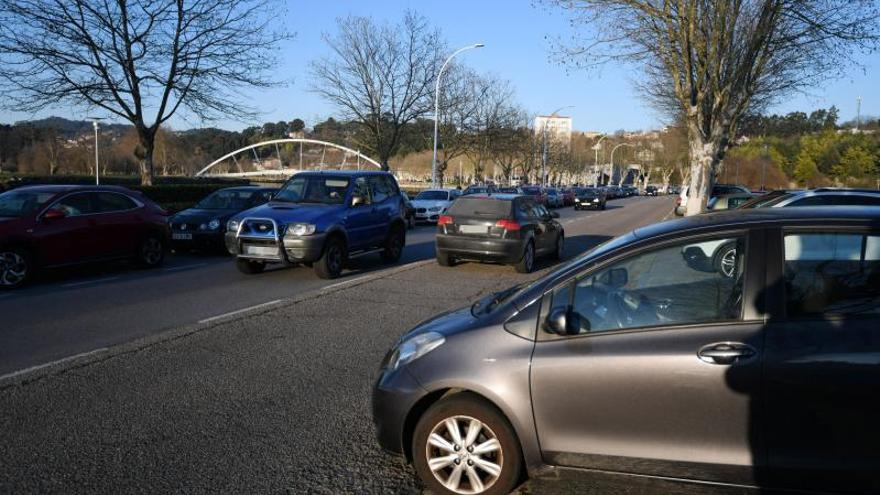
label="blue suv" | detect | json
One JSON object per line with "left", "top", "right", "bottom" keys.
{"left": 225, "top": 171, "right": 407, "bottom": 279}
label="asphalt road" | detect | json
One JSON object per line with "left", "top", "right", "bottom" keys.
{"left": 0, "top": 195, "right": 731, "bottom": 495}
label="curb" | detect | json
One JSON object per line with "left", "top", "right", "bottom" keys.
{"left": 0, "top": 258, "right": 435, "bottom": 390}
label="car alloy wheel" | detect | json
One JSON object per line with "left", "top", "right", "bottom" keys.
{"left": 0, "top": 250, "right": 29, "bottom": 288}
{"left": 719, "top": 247, "right": 737, "bottom": 278}
{"left": 425, "top": 415, "right": 503, "bottom": 494}
{"left": 139, "top": 237, "right": 164, "bottom": 267}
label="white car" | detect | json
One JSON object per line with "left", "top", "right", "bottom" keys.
{"left": 681, "top": 239, "right": 739, "bottom": 278}
{"left": 411, "top": 189, "right": 461, "bottom": 223}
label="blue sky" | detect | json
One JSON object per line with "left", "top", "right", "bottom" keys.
{"left": 2, "top": 0, "right": 877, "bottom": 132}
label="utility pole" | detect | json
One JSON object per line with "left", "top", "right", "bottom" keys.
{"left": 88, "top": 117, "right": 104, "bottom": 184}
{"left": 856, "top": 96, "right": 862, "bottom": 131}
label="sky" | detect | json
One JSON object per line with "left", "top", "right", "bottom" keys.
{"left": 1, "top": 0, "right": 878, "bottom": 133}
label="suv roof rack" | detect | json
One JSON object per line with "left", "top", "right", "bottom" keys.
{"left": 812, "top": 188, "right": 880, "bottom": 194}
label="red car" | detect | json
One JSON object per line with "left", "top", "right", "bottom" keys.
{"left": 561, "top": 188, "right": 576, "bottom": 206}
{"left": 0, "top": 185, "right": 170, "bottom": 289}
{"left": 521, "top": 185, "right": 547, "bottom": 205}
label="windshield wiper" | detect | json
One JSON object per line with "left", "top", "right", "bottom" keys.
{"left": 470, "top": 283, "right": 523, "bottom": 316}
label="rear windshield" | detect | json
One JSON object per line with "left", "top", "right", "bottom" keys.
{"left": 448, "top": 198, "right": 512, "bottom": 217}
{"left": 415, "top": 190, "right": 449, "bottom": 200}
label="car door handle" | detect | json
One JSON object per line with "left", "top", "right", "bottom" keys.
{"left": 697, "top": 342, "right": 756, "bottom": 365}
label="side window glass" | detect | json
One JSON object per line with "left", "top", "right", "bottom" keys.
{"left": 369, "top": 176, "right": 390, "bottom": 203}
{"left": 383, "top": 176, "right": 399, "bottom": 196}
{"left": 784, "top": 233, "right": 880, "bottom": 316}
{"left": 563, "top": 237, "right": 746, "bottom": 334}
{"left": 98, "top": 193, "right": 137, "bottom": 212}
{"left": 352, "top": 178, "right": 372, "bottom": 205}
{"left": 52, "top": 193, "right": 95, "bottom": 217}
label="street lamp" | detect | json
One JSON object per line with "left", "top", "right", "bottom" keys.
{"left": 540, "top": 105, "right": 574, "bottom": 187}
{"left": 609, "top": 142, "right": 634, "bottom": 186}
{"left": 87, "top": 116, "right": 105, "bottom": 185}
{"left": 432, "top": 43, "right": 484, "bottom": 188}
{"left": 591, "top": 134, "right": 607, "bottom": 185}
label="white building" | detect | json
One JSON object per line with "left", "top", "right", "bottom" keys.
{"left": 534, "top": 114, "right": 573, "bottom": 149}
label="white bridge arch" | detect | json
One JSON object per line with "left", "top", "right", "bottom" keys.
{"left": 195, "top": 138, "right": 382, "bottom": 177}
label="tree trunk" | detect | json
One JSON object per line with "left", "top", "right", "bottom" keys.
{"left": 137, "top": 128, "right": 155, "bottom": 186}
{"left": 686, "top": 135, "right": 715, "bottom": 216}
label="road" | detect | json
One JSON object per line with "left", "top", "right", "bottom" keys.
{"left": 0, "top": 196, "right": 728, "bottom": 495}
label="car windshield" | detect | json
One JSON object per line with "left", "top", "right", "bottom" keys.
{"left": 497, "top": 187, "right": 519, "bottom": 193}
{"left": 522, "top": 187, "right": 541, "bottom": 195}
{"left": 274, "top": 176, "right": 349, "bottom": 204}
{"left": 464, "top": 187, "right": 486, "bottom": 194}
{"left": 195, "top": 190, "right": 260, "bottom": 210}
{"left": 577, "top": 188, "right": 598, "bottom": 195}
{"left": 448, "top": 198, "right": 511, "bottom": 217}
{"left": 415, "top": 190, "right": 448, "bottom": 200}
{"left": 0, "top": 190, "right": 55, "bottom": 217}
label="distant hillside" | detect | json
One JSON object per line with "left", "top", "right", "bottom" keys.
{"left": 12, "top": 116, "right": 131, "bottom": 139}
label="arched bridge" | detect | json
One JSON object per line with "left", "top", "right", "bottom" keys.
{"left": 195, "top": 139, "right": 382, "bottom": 178}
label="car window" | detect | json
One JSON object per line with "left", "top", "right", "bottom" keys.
{"left": 97, "top": 192, "right": 138, "bottom": 212}
{"left": 551, "top": 236, "right": 746, "bottom": 334}
{"left": 52, "top": 193, "right": 97, "bottom": 217}
{"left": 784, "top": 232, "right": 880, "bottom": 317}
{"left": 534, "top": 204, "right": 550, "bottom": 218}
{"left": 369, "top": 176, "right": 391, "bottom": 203}
{"left": 729, "top": 197, "right": 750, "bottom": 208}
{"left": 352, "top": 177, "right": 372, "bottom": 205}
{"left": 0, "top": 190, "right": 55, "bottom": 217}
{"left": 275, "top": 176, "right": 349, "bottom": 204}
{"left": 790, "top": 195, "right": 880, "bottom": 207}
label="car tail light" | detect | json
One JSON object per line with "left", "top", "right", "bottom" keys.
{"left": 495, "top": 219, "right": 521, "bottom": 231}
{"left": 438, "top": 215, "right": 454, "bottom": 226}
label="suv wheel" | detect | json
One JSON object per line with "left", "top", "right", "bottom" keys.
{"left": 315, "top": 237, "right": 345, "bottom": 279}
{"left": 135, "top": 235, "right": 165, "bottom": 268}
{"left": 514, "top": 241, "right": 534, "bottom": 274}
{"left": 0, "top": 248, "right": 31, "bottom": 289}
{"left": 236, "top": 258, "right": 266, "bottom": 275}
{"left": 413, "top": 393, "right": 523, "bottom": 495}
{"left": 381, "top": 226, "right": 405, "bottom": 263}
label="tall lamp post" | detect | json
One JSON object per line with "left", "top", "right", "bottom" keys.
{"left": 432, "top": 43, "right": 484, "bottom": 188}
{"left": 540, "top": 105, "right": 574, "bottom": 187}
{"left": 88, "top": 117, "right": 104, "bottom": 185}
{"left": 590, "top": 134, "right": 607, "bottom": 185}
{"left": 609, "top": 142, "right": 634, "bottom": 186}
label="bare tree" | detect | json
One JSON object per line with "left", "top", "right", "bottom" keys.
{"left": 549, "top": 0, "right": 880, "bottom": 214}
{"left": 435, "top": 67, "right": 490, "bottom": 184}
{"left": 0, "top": 0, "right": 290, "bottom": 185}
{"left": 464, "top": 77, "right": 517, "bottom": 182}
{"left": 310, "top": 11, "right": 443, "bottom": 170}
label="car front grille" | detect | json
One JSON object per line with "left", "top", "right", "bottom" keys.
{"left": 416, "top": 208, "right": 427, "bottom": 213}
{"left": 239, "top": 219, "right": 278, "bottom": 238}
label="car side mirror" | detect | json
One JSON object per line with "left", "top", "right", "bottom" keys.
{"left": 550, "top": 211, "right": 560, "bottom": 218}
{"left": 542, "top": 306, "right": 589, "bottom": 336}
{"left": 43, "top": 208, "right": 67, "bottom": 220}
{"left": 351, "top": 195, "right": 366, "bottom": 207}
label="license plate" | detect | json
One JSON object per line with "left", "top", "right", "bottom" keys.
{"left": 459, "top": 225, "right": 488, "bottom": 234}
{"left": 172, "top": 233, "right": 192, "bottom": 240}
{"left": 243, "top": 245, "right": 278, "bottom": 256}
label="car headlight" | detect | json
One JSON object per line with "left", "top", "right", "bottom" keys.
{"left": 574, "top": 198, "right": 580, "bottom": 203}
{"left": 386, "top": 332, "right": 445, "bottom": 371}
{"left": 200, "top": 218, "right": 221, "bottom": 230}
{"left": 593, "top": 198, "right": 599, "bottom": 202}
{"left": 287, "top": 223, "right": 317, "bottom": 236}
{"left": 227, "top": 219, "right": 241, "bottom": 232}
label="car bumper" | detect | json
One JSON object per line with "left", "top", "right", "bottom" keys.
{"left": 373, "top": 366, "right": 428, "bottom": 456}
{"left": 225, "top": 232, "right": 326, "bottom": 263}
{"left": 415, "top": 211, "right": 443, "bottom": 222}
{"left": 574, "top": 200, "right": 603, "bottom": 208}
{"left": 436, "top": 234, "right": 524, "bottom": 263}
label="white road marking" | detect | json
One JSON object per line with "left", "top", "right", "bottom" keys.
{"left": 0, "top": 347, "right": 108, "bottom": 381}
{"left": 61, "top": 276, "right": 120, "bottom": 288}
{"left": 320, "top": 273, "right": 376, "bottom": 292}
{"left": 163, "top": 263, "right": 208, "bottom": 272}
{"left": 198, "top": 299, "right": 284, "bottom": 324}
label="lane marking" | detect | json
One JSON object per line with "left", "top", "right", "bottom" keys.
{"left": 0, "top": 347, "right": 108, "bottom": 382}
{"left": 163, "top": 262, "right": 208, "bottom": 272}
{"left": 321, "top": 273, "right": 377, "bottom": 292}
{"left": 61, "top": 276, "right": 120, "bottom": 288}
{"left": 198, "top": 299, "right": 284, "bottom": 324}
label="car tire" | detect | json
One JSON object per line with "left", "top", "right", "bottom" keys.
{"left": 135, "top": 234, "right": 165, "bottom": 268}
{"left": 381, "top": 225, "right": 405, "bottom": 263}
{"left": 314, "top": 236, "right": 345, "bottom": 279}
{"left": 0, "top": 247, "right": 32, "bottom": 290}
{"left": 413, "top": 393, "right": 524, "bottom": 495}
{"left": 514, "top": 240, "right": 534, "bottom": 274}
{"left": 713, "top": 243, "right": 738, "bottom": 279}
{"left": 236, "top": 258, "right": 266, "bottom": 274}
{"left": 436, "top": 250, "right": 454, "bottom": 267}
{"left": 601, "top": 203, "right": 606, "bottom": 210}
{"left": 554, "top": 234, "right": 564, "bottom": 260}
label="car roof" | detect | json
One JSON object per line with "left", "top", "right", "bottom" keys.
{"left": 790, "top": 188, "right": 880, "bottom": 196}
{"left": 293, "top": 170, "right": 391, "bottom": 177}
{"left": 463, "top": 194, "right": 520, "bottom": 201}
{"left": 218, "top": 185, "right": 277, "bottom": 192}
{"left": 10, "top": 184, "right": 138, "bottom": 194}
{"left": 634, "top": 206, "right": 880, "bottom": 241}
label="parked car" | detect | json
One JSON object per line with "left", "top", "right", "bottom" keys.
{"left": 463, "top": 185, "right": 497, "bottom": 196}
{"left": 544, "top": 188, "right": 564, "bottom": 208}
{"left": 400, "top": 191, "right": 417, "bottom": 229}
{"left": 561, "top": 188, "right": 577, "bottom": 206}
{"left": 496, "top": 186, "right": 525, "bottom": 195}
{"left": 520, "top": 186, "right": 547, "bottom": 206}
{"left": 434, "top": 194, "right": 563, "bottom": 273}
{"left": 573, "top": 187, "right": 607, "bottom": 210}
{"left": 0, "top": 185, "right": 170, "bottom": 289}
{"left": 676, "top": 183, "right": 751, "bottom": 215}
{"left": 373, "top": 206, "right": 880, "bottom": 495}
{"left": 604, "top": 185, "right": 622, "bottom": 199}
{"left": 644, "top": 185, "right": 659, "bottom": 196}
{"left": 742, "top": 188, "right": 880, "bottom": 208}
{"left": 170, "top": 186, "right": 276, "bottom": 253}
{"left": 225, "top": 171, "right": 406, "bottom": 279}
{"left": 706, "top": 192, "right": 756, "bottom": 211}
{"left": 622, "top": 185, "right": 638, "bottom": 197}
{"left": 411, "top": 189, "right": 460, "bottom": 223}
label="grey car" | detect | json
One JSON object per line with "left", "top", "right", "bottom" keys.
{"left": 373, "top": 207, "right": 880, "bottom": 495}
